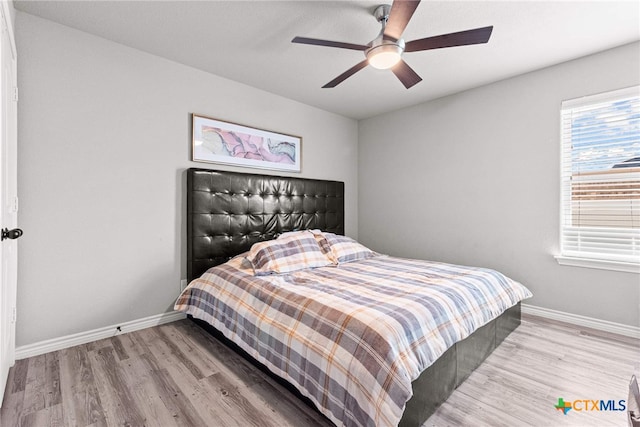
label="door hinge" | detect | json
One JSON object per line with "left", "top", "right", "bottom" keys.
{"left": 9, "top": 196, "right": 18, "bottom": 213}
{"left": 12, "top": 87, "right": 18, "bottom": 102}
{"left": 11, "top": 307, "right": 16, "bottom": 323}
{"left": 0, "top": 10, "right": 7, "bottom": 34}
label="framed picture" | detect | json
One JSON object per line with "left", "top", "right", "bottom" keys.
{"left": 192, "top": 114, "right": 302, "bottom": 172}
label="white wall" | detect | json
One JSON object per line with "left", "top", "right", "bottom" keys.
{"left": 359, "top": 42, "right": 640, "bottom": 328}
{"left": 15, "top": 12, "right": 358, "bottom": 346}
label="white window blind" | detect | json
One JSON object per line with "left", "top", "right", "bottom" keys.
{"left": 559, "top": 86, "right": 640, "bottom": 270}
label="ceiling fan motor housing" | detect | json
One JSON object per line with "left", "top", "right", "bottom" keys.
{"left": 367, "top": 5, "right": 404, "bottom": 69}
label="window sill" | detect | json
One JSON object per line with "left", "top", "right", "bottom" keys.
{"left": 554, "top": 255, "right": 640, "bottom": 274}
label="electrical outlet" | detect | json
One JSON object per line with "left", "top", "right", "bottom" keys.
{"left": 180, "top": 279, "right": 188, "bottom": 291}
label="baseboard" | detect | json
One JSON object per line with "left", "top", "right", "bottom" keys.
{"left": 15, "top": 306, "right": 637, "bottom": 359}
{"left": 15, "top": 311, "right": 187, "bottom": 360}
{"left": 521, "top": 304, "right": 640, "bottom": 339}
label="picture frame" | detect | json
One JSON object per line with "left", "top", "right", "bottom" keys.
{"left": 192, "top": 114, "right": 302, "bottom": 172}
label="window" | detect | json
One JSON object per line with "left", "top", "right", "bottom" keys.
{"left": 557, "top": 86, "right": 640, "bottom": 273}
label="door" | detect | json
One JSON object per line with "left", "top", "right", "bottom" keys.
{"left": 0, "top": 3, "right": 17, "bottom": 407}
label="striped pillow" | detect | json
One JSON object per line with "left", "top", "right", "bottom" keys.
{"left": 312, "top": 231, "right": 378, "bottom": 264}
{"left": 247, "top": 232, "right": 333, "bottom": 275}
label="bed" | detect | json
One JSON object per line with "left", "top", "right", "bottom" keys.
{"left": 177, "top": 168, "right": 531, "bottom": 426}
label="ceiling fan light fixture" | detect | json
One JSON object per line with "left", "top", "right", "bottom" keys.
{"left": 366, "top": 43, "right": 403, "bottom": 70}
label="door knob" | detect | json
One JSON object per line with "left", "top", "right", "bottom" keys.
{"left": 1, "top": 228, "right": 23, "bottom": 241}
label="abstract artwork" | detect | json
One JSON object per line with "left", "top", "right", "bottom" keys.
{"left": 192, "top": 114, "right": 301, "bottom": 172}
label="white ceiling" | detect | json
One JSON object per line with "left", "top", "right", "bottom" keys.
{"left": 14, "top": 1, "right": 640, "bottom": 120}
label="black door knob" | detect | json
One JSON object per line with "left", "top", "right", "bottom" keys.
{"left": 1, "top": 228, "right": 23, "bottom": 241}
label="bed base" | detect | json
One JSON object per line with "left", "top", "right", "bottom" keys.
{"left": 400, "top": 302, "right": 520, "bottom": 426}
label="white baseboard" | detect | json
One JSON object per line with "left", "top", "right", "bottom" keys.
{"left": 15, "top": 311, "right": 187, "bottom": 360}
{"left": 521, "top": 304, "right": 640, "bottom": 339}
{"left": 14, "top": 306, "right": 638, "bottom": 360}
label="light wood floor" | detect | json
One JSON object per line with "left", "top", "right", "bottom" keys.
{"left": 1, "top": 314, "right": 638, "bottom": 427}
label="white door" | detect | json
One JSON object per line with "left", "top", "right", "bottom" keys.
{"left": 0, "top": 3, "right": 18, "bottom": 407}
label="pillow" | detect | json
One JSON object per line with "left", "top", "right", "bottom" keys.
{"left": 275, "top": 230, "right": 319, "bottom": 240}
{"left": 311, "top": 231, "right": 378, "bottom": 264}
{"left": 246, "top": 232, "right": 333, "bottom": 275}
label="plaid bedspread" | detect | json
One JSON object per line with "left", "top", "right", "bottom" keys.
{"left": 175, "top": 255, "right": 532, "bottom": 427}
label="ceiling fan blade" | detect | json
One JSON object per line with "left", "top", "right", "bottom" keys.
{"left": 322, "top": 60, "right": 369, "bottom": 88}
{"left": 384, "top": 0, "right": 421, "bottom": 41}
{"left": 405, "top": 26, "right": 493, "bottom": 52}
{"left": 391, "top": 60, "right": 422, "bottom": 89}
{"left": 292, "top": 36, "right": 368, "bottom": 51}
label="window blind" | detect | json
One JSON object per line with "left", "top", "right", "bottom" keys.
{"left": 559, "top": 86, "right": 640, "bottom": 266}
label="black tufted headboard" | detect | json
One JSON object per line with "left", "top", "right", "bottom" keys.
{"left": 187, "top": 168, "right": 345, "bottom": 282}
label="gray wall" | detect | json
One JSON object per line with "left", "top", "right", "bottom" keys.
{"left": 15, "top": 9, "right": 639, "bottom": 348}
{"left": 16, "top": 12, "right": 358, "bottom": 346}
{"left": 359, "top": 42, "right": 640, "bottom": 328}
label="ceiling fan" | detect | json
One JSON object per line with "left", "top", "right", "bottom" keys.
{"left": 291, "top": 0, "right": 493, "bottom": 89}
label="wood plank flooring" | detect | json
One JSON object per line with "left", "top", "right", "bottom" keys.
{"left": 1, "top": 314, "right": 638, "bottom": 427}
